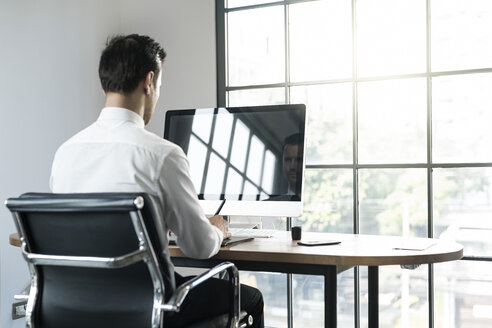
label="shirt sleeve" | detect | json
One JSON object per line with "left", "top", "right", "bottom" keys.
{"left": 49, "top": 148, "right": 61, "bottom": 192}
{"left": 158, "top": 147, "right": 223, "bottom": 259}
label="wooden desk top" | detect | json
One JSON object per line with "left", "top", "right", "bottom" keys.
{"left": 170, "top": 231, "right": 463, "bottom": 267}
{"left": 10, "top": 231, "right": 463, "bottom": 267}
{"left": 9, "top": 233, "right": 20, "bottom": 247}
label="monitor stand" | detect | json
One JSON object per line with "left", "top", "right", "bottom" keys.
{"left": 228, "top": 216, "right": 283, "bottom": 230}
{"left": 228, "top": 216, "right": 261, "bottom": 229}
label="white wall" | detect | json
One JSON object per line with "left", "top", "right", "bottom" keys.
{"left": 0, "top": 1, "right": 216, "bottom": 327}
{"left": 119, "top": 0, "right": 217, "bottom": 136}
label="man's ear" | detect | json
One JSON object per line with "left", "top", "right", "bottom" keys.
{"left": 144, "top": 71, "right": 155, "bottom": 95}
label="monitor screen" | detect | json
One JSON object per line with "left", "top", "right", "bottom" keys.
{"left": 164, "top": 104, "right": 306, "bottom": 217}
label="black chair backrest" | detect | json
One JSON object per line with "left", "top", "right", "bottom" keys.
{"left": 6, "top": 193, "right": 176, "bottom": 328}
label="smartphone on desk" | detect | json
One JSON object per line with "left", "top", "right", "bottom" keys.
{"left": 297, "top": 240, "right": 341, "bottom": 246}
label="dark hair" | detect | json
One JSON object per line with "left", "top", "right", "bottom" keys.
{"left": 98, "top": 34, "right": 166, "bottom": 93}
{"left": 284, "top": 133, "right": 304, "bottom": 145}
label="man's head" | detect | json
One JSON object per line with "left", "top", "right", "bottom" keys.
{"left": 282, "top": 133, "right": 304, "bottom": 195}
{"left": 99, "top": 34, "right": 166, "bottom": 123}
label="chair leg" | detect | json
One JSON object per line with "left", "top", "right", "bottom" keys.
{"left": 239, "top": 314, "right": 253, "bottom": 327}
{"left": 12, "top": 282, "right": 30, "bottom": 320}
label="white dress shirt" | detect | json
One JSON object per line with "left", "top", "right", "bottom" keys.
{"left": 50, "top": 107, "right": 223, "bottom": 259}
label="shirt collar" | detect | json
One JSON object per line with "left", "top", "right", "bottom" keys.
{"left": 97, "top": 107, "right": 145, "bottom": 128}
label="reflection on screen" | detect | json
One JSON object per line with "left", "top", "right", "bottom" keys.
{"left": 164, "top": 105, "right": 306, "bottom": 201}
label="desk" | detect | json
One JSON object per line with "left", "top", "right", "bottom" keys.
{"left": 10, "top": 231, "right": 462, "bottom": 327}
{"left": 10, "top": 232, "right": 20, "bottom": 247}
{"left": 169, "top": 232, "right": 463, "bottom": 328}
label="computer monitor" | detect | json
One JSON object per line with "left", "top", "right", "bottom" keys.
{"left": 163, "top": 104, "right": 306, "bottom": 217}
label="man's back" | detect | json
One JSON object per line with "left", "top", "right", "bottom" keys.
{"left": 51, "top": 108, "right": 174, "bottom": 194}
{"left": 50, "top": 107, "right": 223, "bottom": 259}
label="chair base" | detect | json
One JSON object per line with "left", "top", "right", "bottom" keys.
{"left": 185, "top": 311, "right": 252, "bottom": 328}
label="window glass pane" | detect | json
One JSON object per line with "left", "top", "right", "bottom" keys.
{"left": 225, "top": 168, "right": 243, "bottom": 200}
{"left": 243, "top": 180, "right": 259, "bottom": 200}
{"left": 434, "top": 168, "right": 492, "bottom": 257}
{"left": 187, "top": 136, "right": 207, "bottom": 194}
{"left": 290, "top": 83, "right": 352, "bottom": 165}
{"left": 227, "top": 0, "right": 278, "bottom": 8}
{"left": 357, "top": 0, "right": 426, "bottom": 77}
{"left": 358, "top": 78, "right": 427, "bottom": 164}
{"left": 295, "top": 169, "right": 353, "bottom": 234}
{"left": 432, "top": 73, "right": 492, "bottom": 163}
{"left": 228, "top": 88, "right": 285, "bottom": 107}
{"left": 212, "top": 113, "right": 233, "bottom": 158}
{"left": 247, "top": 135, "right": 265, "bottom": 185}
{"left": 293, "top": 269, "right": 355, "bottom": 328}
{"left": 228, "top": 6, "right": 284, "bottom": 86}
{"left": 289, "top": 0, "right": 352, "bottom": 82}
{"left": 204, "top": 153, "right": 226, "bottom": 196}
{"left": 262, "top": 150, "right": 276, "bottom": 194}
{"left": 192, "top": 108, "right": 214, "bottom": 142}
{"left": 240, "top": 272, "right": 287, "bottom": 327}
{"left": 230, "top": 120, "right": 249, "bottom": 171}
{"left": 359, "top": 169, "right": 427, "bottom": 237}
{"left": 360, "top": 265, "right": 428, "bottom": 327}
{"left": 435, "top": 261, "right": 492, "bottom": 328}
{"left": 432, "top": 0, "right": 492, "bottom": 71}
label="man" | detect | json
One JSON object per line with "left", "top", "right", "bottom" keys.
{"left": 282, "top": 133, "right": 304, "bottom": 199}
{"left": 50, "top": 34, "right": 263, "bottom": 327}
{"left": 265, "top": 133, "right": 304, "bottom": 202}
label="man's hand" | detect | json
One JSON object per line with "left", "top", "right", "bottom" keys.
{"left": 209, "top": 215, "right": 231, "bottom": 239}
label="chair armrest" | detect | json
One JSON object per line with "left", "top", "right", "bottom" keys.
{"left": 20, "top": 243, "right": 148, "bottom": 269}
{"left": 159, "top": 261, "right": 240, "bottom": 328}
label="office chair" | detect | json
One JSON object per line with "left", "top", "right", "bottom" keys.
{"left": 5, "top": 192, "right": 252, "bottom": 328}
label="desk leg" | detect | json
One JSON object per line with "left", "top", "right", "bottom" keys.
{"left": 287, "top": 273, "right": 293, "bottom": 328}
{"left": 368, "top": 266, "right": 379, "bottom": 328}
{"left": 325, "top": 265, "right": 337, "bottom": 328}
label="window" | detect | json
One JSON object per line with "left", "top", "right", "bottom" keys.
{"left": 217, "top": 0, "right": 492, "bottom": 327}
{"left": 188, "top": 110, "right": 277, "bottom": 199}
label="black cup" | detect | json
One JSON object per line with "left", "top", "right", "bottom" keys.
{"left": 291, "top": 226, "right": 302, "bottom": 241}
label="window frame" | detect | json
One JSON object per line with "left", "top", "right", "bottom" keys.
{"left": 216, "top": 1, "right": 492, "bottom": 327}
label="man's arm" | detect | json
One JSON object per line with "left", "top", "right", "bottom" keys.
{"left": 159, "top": 148, "right": 224, "bottom": 259}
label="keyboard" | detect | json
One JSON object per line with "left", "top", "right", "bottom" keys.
{"left": 228, "top": 228, "right": 277, "bottom": 238}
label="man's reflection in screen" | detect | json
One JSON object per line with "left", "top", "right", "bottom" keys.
{"left": 282, "top": 133, "right": 304, "bottom": 199}
{"left": 266, "top": 133, "right": 304, "bottom": 201}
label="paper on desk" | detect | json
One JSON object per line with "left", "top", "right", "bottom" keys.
{"left": 393, "top": 239, "right": 436, "bottom": 251}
